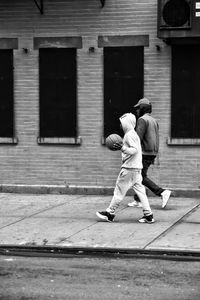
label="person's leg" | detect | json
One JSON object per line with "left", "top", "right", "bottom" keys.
{"left": 129, "top": 155, "right": 171, "bottom": 208}
{"left": 142, "top": 155, "right": 164, "bottom": 196}
{"left": 128, "top": 155, "right": 162, "bottom": 206}
{"left": 107, "top": 168, "right": 132, "bottom": 213}
{"left": 96, "top": 168, "right": 132, "bottom": 221}
{"left": 142, "top": 155, "right": 172, "bottom": 208}
{"left": 130, "top": 155, "right": 163, "bottom": 200}
{"left": 132, "top": 170, "right": 152, "bottom": 216}
{"left": 133, "top": 170, "right": 155, "bottom": 223}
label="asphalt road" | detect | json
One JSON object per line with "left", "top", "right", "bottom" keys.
{"left": 0, "top": 255, "right": 199, "bottom": 300}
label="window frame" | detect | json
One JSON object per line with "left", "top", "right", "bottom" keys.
{"left": 0, "top": 38, "right": 18, "bottom": 145}
{"left": 34, "top": 37, "right": 82, "bottom": 145}
{"left": 98, "top": 35, "right": 149, "bottom": 143}
{"left": 168, "top": 42, "right": 200, "bottom": 146}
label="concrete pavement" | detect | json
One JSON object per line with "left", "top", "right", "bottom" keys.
{"left": 0, "top": 192, "right": 199, "bottom": 258}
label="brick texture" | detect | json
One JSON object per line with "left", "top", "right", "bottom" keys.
{"left": 0, "top": 0, "right": 199, "bottom": 191}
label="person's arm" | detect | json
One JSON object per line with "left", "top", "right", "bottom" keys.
{"left": 121, "top": 145, "right": 137, "bottom": 155}
{"left": 136, "top": 118, "right": 146, "bottom": 140}
{"left": 121, "top": 135, "right": 137, "bottom": 155}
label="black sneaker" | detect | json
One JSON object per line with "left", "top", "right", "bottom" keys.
{"left": 138, "top": 214, "right": 155, "bottom": 224}
{"left": 96, "top": 211, "right": 115, "bottom": 222}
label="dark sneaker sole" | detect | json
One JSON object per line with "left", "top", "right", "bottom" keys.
{"left": 138, "top": 218, "right": 155, "bottom": 224}
{"left": 96, "top": 212, "right": 114, "bottom": 222}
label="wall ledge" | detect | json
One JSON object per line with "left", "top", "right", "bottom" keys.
{"left": 37, "top": 137, "right": 82, "bottom": 145}
{"left": 0, "top": 137, "right": 18, "bottom": 144}
{"left": 0, "top": 184, "right": 199, "bottom": 198}
{"left": 167, "top": 137, "right": 200, "bottom": 146}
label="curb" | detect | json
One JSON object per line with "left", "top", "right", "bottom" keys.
{"left": 0, "top": 245, "right": 200, "bottom": 261}
{"left": 0, "top": 184, "right": 200, "bottom": 198}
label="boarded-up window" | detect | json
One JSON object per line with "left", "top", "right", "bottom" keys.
{"left": 104, "top": 46, "right": 143, "bottom": 137}
{"left": 39, "top": 48, "right": 77, "bottom": 138}
{"left": 171, "top": 45, "right": 200, "bottom": 138}
{"left": 0, "top": 50, "right": 14, "bottom": 137}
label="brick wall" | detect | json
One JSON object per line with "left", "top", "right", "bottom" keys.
{"left": 0, "top": 0, "right": 199, "bottom": 192}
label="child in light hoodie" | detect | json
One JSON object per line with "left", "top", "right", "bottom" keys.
{"left": 96, "top": 113, "right": 154, "bottom": 223}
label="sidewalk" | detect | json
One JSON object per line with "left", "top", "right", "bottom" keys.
{"left": 0, "top": 193, "right": 199, "bottom": 258}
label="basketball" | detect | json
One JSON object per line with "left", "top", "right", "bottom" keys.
{"left": 105, "top": 134, "right": 123, "bottom": 151}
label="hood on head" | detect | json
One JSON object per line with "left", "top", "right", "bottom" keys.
{"left": 120, "top": 113, "right": 136, "bottom": 133}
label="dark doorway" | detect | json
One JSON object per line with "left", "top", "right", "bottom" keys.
{"left": 171, "top": 44, "right": 200, "bottom": 138}
{"left": 39, "top": 48, "right": 77, "bottom": 138}
{"left": 0, "top": 50, "right": 14, "bottom": 137}
{"left": 104, "top": 46, "right": 144, "bottom": 137}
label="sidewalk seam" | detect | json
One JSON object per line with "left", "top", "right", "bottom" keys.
{"left": 143, "top": 203, "right": 200, "bottom": 250}
{"left": 0, "top": 195, "right": 84, "bottom": 231}
{"left": 55, "top": 206, "right": 127, "bottom": 243}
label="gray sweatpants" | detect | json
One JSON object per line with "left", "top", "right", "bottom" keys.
{"left": 107, "top": 168, "right": 152, "bottom": 216}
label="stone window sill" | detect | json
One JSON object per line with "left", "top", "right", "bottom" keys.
{"left": 37, "top": 137, "right": 82, "bottom": 145}
{"left": 0, "top": 137, "right": 18, "bottom": 144}
{"left": 167, "top": 137, "right": 200, "bottom": 146}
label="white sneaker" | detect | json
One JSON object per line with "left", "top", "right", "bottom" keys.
{"left": 161, "top": 190, "right": 171, "bottom": 208}
{"left": 128, "top": 200, "right": 142, "bottom": 208}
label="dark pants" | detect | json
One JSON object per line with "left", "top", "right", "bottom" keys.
{"left": 135, "top": 155, "right": 164, "bottom": 200}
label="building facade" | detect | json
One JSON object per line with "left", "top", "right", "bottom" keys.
{"left": 0, "top": 0, "right": 199, "bottom": 194}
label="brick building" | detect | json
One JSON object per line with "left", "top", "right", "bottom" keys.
{"left": 0, "top": 0, "right": 199, "bottom": 195}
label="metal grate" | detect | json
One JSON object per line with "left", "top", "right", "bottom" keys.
{"left": 161, "top": 0, "right": 190, "bottom": 28}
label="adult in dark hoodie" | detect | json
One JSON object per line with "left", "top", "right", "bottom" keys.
{"left": 128, "top": 98, "right": 171, "bottom": 209}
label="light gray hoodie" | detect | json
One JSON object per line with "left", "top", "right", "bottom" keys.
{"left": 119, "top": 113, "right": 143, "bottom": 169}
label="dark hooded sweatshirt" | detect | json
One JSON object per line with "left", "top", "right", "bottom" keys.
{"left": 136, "top": 113, "right": 159, "bottom": 156}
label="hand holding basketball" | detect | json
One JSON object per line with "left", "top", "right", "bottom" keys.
{"left": 113, "top": 141, "right": 123, "bottom": 150}
{"left": 105, "top": 134, "right": 123, "bottom": 151}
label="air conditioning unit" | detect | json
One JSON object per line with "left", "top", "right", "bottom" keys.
{"left": 158, "top": 0, "right": 200, "bottom": 39}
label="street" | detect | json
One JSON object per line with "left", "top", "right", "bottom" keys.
{"left": 0, "top": 254, "right": 199, "bottom": 299}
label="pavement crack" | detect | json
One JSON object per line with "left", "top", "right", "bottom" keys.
{"left": 143, "top": 203, "right": 200, "bottom": 250}
{"left": 56, "top": 222, "right": 99, "bottom": 244}
{"left": 0, "top": 195, "right": 84, "bottom": 231}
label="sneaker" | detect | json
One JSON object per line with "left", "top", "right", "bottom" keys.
{"left": 138, "top": 214, "right": 155, "bottom": 224}
{"left": 161, "top": 189, "right": 171, "bottom": 208}
{"left": 96, "top": 211, "right": 115, "bottom": 222}
{"left": 128, "top": 200, "right": 142, "bottom": 208}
